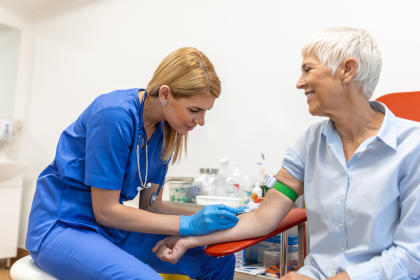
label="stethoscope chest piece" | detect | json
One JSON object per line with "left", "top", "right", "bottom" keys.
{"left": 150, "top": 192, "right": 157, "bottom": 205}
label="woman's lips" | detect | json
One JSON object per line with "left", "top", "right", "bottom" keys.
{"left": 185, "top": 124, "right": 195, "bottom": 130}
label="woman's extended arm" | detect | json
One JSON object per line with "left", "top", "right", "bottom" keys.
{"left": 153, "top": 168, "right": 303, "bottom": 263}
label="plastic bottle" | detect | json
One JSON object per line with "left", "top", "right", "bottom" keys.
{"left": 228, "top": 166, "right": 243, "bottom": 198}
{"left": 234, "top": 249, "right": 246, "bottom": 267}
{"left": 240, "top": 167, "right": 253, "bottom": 205}
{"left": 256, "top": 153, "right": 267, "bottom": 186}
{"left": 287, "top": 233, "right": 299, "bottom": 272}
{"left": 247, "top": 182, "right": 263, "bottom": 211}
{"left": 205, "top": 168, "right": 218, "bottom": 196}
{"left": 191, "top": 168, "right": 208, "bottom": 200}
{"left": 215, "top": 158, "right": 231, "bottom": 196}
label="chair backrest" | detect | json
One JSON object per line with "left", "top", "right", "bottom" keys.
{"left": 376, "top": 91, "right": 420, "bottom": 122}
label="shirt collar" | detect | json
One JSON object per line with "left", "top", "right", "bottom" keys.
{"left": 372, "top": 101, "right": 398, "bottom": 150}
{"left": 321, "top": 101, "right": 398, "bottom": 150}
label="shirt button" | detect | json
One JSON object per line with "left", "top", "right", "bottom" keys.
{"left": 341, "top": 247, "right": 345, "bottom": 252}
{"left": 137, "top": 186, "right": 141, "bottom": 191}
{"left": 340, "top": 196, "right": 344, "bottom": 202}
{"left": 338, "top": 223, "right": 343, "bottom": 229}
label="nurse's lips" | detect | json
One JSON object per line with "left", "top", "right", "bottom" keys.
{"left": 185, "top": 124, "right": 195, "bottom": 131}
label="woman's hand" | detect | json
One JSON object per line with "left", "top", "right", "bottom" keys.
{"left": 179, "top": 204, "right": 240, "bottom": 236}
{"left": 152, "top": 236, "right": 193, "bottom": 264}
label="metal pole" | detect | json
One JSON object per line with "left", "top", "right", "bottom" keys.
{"left": 298, "top": 223, "right": 306, "bottom": 267}
{"left": 280, "top": 231, "right": 288, "bottom": 276}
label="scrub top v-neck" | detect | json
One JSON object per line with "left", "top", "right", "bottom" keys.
{"left": 26, "top": 88, "right": 170, "bottom": 253}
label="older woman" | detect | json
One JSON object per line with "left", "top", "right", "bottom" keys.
{"left": 153, "top": 28, "right": 420, "bottom": 280}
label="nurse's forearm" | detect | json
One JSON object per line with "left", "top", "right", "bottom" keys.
{"left": 150, "top": 201, "right": 198, "bottom": 216}
{"left": 95, "top": 203, "right": 181, "bottom": 235}
{"left": 91, "top": 187, "right": 181, "bottom": 235}
{"left": 184, "top": 190, "right": 294, "bottom": 248}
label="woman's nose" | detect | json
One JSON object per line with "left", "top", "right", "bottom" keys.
{"left": 195, "top": 113, "right": 205, "bottom": 126}
{"left": 296, "top": 76, "right": 306, "bottom": 89}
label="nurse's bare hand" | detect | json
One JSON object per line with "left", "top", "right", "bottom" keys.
{"left": 279, "top": 272, "right": 314, "bottom": 280}
{"left": 153, "top": 236, "right": 191, "bottom": 264}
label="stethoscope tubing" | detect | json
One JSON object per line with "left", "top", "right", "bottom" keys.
{"left": 136, "top": 90, "right": 162, "bottom": 206}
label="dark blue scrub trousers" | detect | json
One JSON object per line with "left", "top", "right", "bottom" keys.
{"left": 30, "top": 223, "right": 235, "bottom": 280}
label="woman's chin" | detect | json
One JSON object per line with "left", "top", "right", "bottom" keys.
{"left": 307, "top": 104, "right": 321, "bottom": 116}
{"left": 176, "top": 128, "right": 189, "bottom": 135}
{"left": 308, "top": 109, "right": 317, "bottom": 116}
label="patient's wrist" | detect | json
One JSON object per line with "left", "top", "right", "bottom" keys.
{"left": 179, "top": 236, "right": 198, "bottom": 249}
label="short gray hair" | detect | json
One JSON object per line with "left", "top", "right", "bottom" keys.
{"left": 302, "top": 27, "right": 382, "bottom": 99}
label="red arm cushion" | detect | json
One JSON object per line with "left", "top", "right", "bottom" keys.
{"left": 205, "top": 208, "right": 307, "bottom": 257}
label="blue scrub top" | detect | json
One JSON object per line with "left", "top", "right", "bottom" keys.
{"left": 26, "top": 88, "right": 170, "bottom": 253}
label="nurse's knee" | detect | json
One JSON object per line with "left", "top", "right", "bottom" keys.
{"left": 225, "top": 254, "right": 236, "bottom": 270}
{"left": 212, "top": 254, "right": 236, "bottom": 274}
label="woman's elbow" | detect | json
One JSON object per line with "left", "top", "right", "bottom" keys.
{"left": 245, "top": 211, "right": 277, "bottom": 236}
{"left": 92, "top": 206, "right": 115, "bottom": 227}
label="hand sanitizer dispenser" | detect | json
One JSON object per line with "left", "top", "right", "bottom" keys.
{"left": 0, "top": 120, "right": 12, "bottom": 141}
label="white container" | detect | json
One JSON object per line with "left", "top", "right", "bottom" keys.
{"left": 195, "top": 195, "right": 243, "bottom": 208}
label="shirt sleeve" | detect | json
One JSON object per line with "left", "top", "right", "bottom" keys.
{"left": 281, "top": 130, "right": 308, "bottom": 183}
{"left": 346, "top": 150, "right": 420, "bottom": 280}
{"left": 84, "top": 107, "right": 133, "bottom": 190}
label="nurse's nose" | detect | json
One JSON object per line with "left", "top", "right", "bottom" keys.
{"left": 195, "top": 112, "right": 205, "bottom": 126}
{"left": 296, "top": 76, "right": 306, "bottom": 89}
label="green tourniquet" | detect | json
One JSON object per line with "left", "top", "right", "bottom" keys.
{"left": 264, "top": 181, "right": 299, "bottom": 202}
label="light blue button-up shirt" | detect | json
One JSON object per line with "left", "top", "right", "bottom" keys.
{"left": 282, "top": 101, "right": 420, "bottom": 279}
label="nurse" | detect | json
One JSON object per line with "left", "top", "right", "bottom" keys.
{"left": 26, "top": 47, "right": 238, "bottom": 280}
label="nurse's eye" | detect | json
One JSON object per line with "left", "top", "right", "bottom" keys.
{"left": 188, "top": 108, "right": 200, "bottom": 113}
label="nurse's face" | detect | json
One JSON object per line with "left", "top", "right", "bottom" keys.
{"left": 296, "top": 52, "right": 343, "bottom": 117}
{"left": 163, "top": 89, "right": 216, "bottom": 135}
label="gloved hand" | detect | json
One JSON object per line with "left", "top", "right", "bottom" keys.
{"left": 233, "top": 206, "right": 249, "bottom": 214}
{"left": 179, "top": 204, "right": 240, "bottom": 236}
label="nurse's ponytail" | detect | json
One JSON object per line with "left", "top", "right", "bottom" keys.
{"left": 146, "top": 47, "right": 221, "bottom": 163}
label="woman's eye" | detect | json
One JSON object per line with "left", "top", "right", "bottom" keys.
{"left": 189, "top": 109, "right": 199, "bottom": 113}
{"left": 304, "top": 67, "right": 312, "bottom": 72}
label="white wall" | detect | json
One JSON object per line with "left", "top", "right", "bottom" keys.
{"left": 0, "top": 24, "right": 20, "bottom": 119}
{"left": 0, "top": 5, "right": 33, "bottom": 131}
{"left": 0, "top": 3, "right": 34, "bottom": 249}
{"left": 9, "top": 0, "right": 420, "bottom": 247}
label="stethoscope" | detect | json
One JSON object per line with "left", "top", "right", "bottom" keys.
{"left": 136, "top": 90, "right": 163, "bottom": 206}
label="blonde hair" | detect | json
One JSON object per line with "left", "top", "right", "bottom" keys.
{"left": 147, "top": 47, "right": 221, "bottom": 163}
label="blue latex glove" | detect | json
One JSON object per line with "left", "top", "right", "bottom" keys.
{"left": 233, "top": 206, "right": 249, "bottom": 214}
{"left": 179, "top": 204, "right": 240, "bottom": 236}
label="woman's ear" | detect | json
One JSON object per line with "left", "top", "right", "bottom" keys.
{"left": 158, "top": 85, "right": 171, "bottom": 104}
{"left": 340, "top": 58, "right": 358, "bottom": 85}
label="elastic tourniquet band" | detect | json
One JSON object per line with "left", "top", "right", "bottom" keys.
{"left": 264, "top": 176, "right": 299, "bottom": 202}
